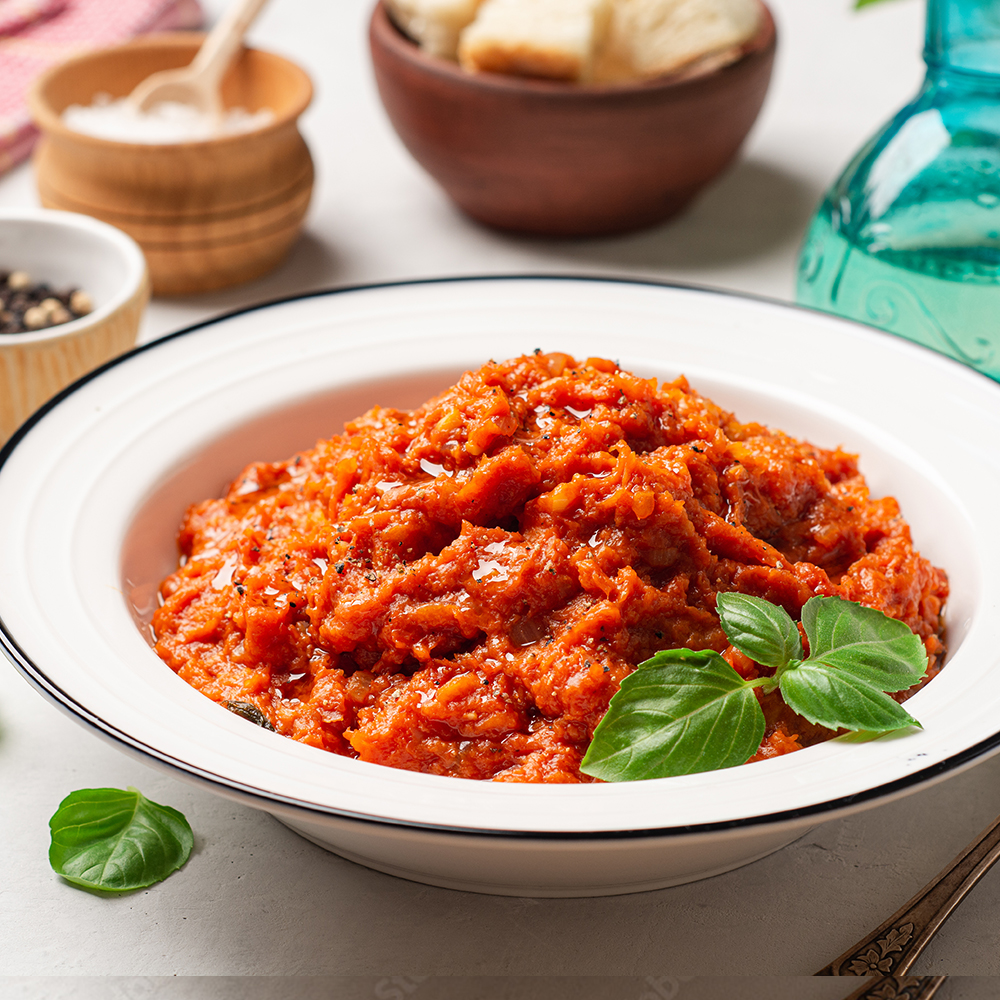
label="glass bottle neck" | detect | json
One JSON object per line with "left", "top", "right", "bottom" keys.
{"left": 925, "top": 0, "right": 1000, "bottom": 77}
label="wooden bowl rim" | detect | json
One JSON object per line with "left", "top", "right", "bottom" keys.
{"left": 370, "top": 0, "right": 776, "bottom": 99}
{"left": 29, "top": 32, "right": 313, "bottom": 151}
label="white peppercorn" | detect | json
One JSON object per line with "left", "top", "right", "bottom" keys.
{"left": 23, "top": 305, "right": 49, "bottom": 329}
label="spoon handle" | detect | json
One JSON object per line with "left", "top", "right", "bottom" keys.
{"left": 192, "top": 0, "right": 271, "bottom": 85}
{"left": 841, "top": 976, "right": 948, "bottom": 1000}
{"left": 816, "top": 812, "right": 1000, "bottom": 975}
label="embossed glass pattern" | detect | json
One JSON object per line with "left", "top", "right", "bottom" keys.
{"left": 797, "top": 0, "right": 1000, "bottom": 380}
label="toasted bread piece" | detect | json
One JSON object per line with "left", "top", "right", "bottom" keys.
{"left": 596, "top": 0, "right": 761, "bottom": 81}
{"left": 458, "top": 0, "right": 613, "bottom": 82}
{"left": 386, "top": 0, "right": 487, "bottom": 59}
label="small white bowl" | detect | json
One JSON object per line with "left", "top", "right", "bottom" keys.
{"left": 0, "top": 277, "right": 997, "bottom": 896}
{"left": 0, "top": 208, "right": 149, "bottom": 444}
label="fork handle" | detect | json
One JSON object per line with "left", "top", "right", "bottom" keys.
{"left": 816, "top": 813, "right": 1000, "bottom": 975}
{"left": 842, "top": 976, "right": 948, "bottom": 1000}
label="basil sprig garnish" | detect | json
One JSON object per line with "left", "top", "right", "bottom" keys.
{"left": 580, "top": 594, "right": 928, "bottom": 782}
{"left": 49, "top": 787, "right": 193, "bottom": 893}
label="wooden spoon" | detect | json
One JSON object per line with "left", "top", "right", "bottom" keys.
{"left": 128, "top": 0, "right": 271, "bottom": 118}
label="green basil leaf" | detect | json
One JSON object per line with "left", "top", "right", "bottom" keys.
{"left": 801, "top": 595, "right": 927, "bottom": 691}
{"left": 580, "top": 648, "right": 765, "bottom": 781}
{"left": 49, "top": 787, "right": 193, "bottom": 894}
{"left": 716, "top": 592, "right": 802, "bottom": 668}
{"left": 779, "top": 660, "right": 920, "bottom": 732}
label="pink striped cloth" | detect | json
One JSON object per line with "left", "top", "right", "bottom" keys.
{"left": 0, "top": 0, "right": 66, "bottom": 38}
{"left": 0, "top": 0, "right": 205, "bottom": 175}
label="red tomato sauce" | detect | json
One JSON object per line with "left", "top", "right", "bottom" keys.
{"left": 153, "top": 352, "right": 948, "bottom": 781}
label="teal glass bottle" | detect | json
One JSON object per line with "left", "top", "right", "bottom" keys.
{"left": 796, "top": 0, "right": 1000, "bottom": 380}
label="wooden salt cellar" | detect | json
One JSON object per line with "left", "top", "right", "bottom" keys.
{"left": 29, "top": 34, "right": 314, "bottom": 296}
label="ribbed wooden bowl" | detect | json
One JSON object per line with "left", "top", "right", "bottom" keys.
{"left": 29, "top": 34, "right": 314, "bottom": 296}
{"left": 0, "top": 209, "right": 149, "bottom": 445}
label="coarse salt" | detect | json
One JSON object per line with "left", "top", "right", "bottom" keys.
{"left": 62, "top": 93, "right": 275, "bottom": 144}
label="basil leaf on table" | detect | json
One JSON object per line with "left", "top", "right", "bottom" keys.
{"left": 49, "top": 787, "right": 193, "bottom": 893}
{"left": 579, "top": 648, "right": 765, "bottom": 781}
{"left": 716, "top": 592, "right": 803, "bottom": 667}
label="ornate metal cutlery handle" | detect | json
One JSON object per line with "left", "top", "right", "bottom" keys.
{"left": 816, "top": 812, "right": 1000, "bottom": 975}
{"left": 841, "top": 976, "right": 948, "bottom": 1000}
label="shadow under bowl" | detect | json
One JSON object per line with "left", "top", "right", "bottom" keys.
{"left": 369, "top": 1, "right": 776, "bottom": 237}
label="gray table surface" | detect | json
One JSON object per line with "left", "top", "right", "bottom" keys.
{"left": 1, "top": 979, "right": 999, "bottom": 999}
{"left": 2, "top": 0, "right": 998, "bottom": 986}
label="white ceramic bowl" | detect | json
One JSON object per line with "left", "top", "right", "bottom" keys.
{"left": 0, "top": 208, "right": 149, "bottom": 443}
{"left": 0, "top": 277, "right": 997, "bottom": 897}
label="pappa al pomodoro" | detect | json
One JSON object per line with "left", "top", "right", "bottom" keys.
{"left": 153, "top": 352, "right": 948, "bottom": 782}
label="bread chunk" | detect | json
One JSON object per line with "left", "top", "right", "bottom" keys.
{"left": 386, "top": 0, "right": 487, "bottom": 59}
{"left": 459, "top": 0, "right": 613, "bottom": 82}
{"left": 596, "top": 0, "right": 761, "bottom": 81}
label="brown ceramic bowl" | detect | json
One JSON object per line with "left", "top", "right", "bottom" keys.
{"left": 29, "top": 34, "right": 314, "bottom": 296}
{"left": 370, "top": 1, "right": 776, "bottom": 237}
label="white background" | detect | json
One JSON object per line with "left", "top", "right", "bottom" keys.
{"left": 1, "top": 0, "right": 998, "bottom": 986}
